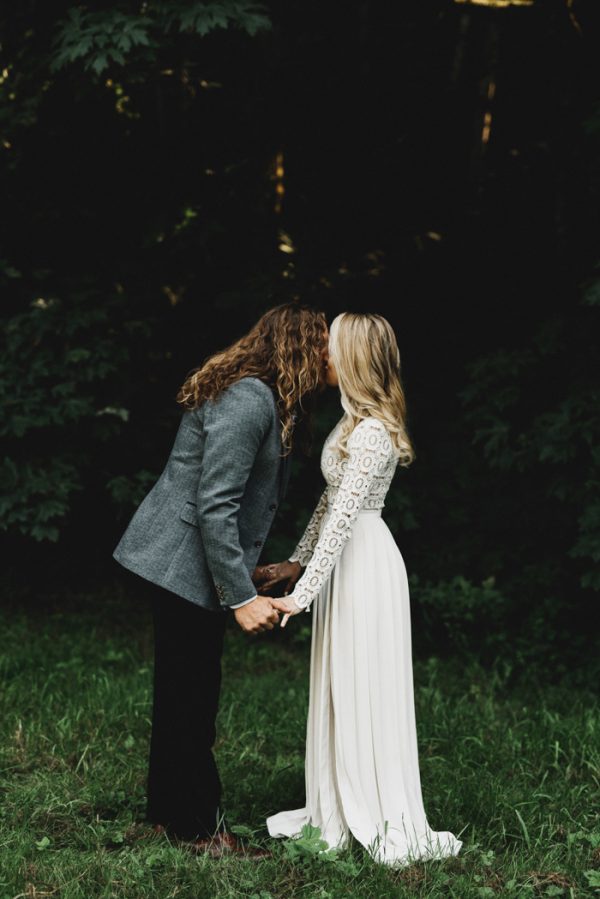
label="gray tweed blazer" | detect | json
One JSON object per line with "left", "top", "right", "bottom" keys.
{"left": 113, "top": 377, "right": 291, "bottom": 611}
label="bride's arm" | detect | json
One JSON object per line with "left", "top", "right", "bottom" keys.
{"left": 251, "top": 488, "right": 329, "bottom": 593}
{"left": 284, "top": 419, "right": 393, "bottom": 616}
{"left": 288, "top": 489, "right": 329, "bottom": 567}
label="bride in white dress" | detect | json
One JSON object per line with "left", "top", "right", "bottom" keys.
{"left": 262, "top": 312, "right": 463, "bottom": 867}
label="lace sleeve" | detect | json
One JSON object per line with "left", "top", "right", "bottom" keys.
{"left": 288, "top": 419, "right": 393, "bottom": 611}
{"left": 289, "top": 490, "right": 329, "bottom": 567}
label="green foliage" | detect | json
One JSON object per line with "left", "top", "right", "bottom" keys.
{"left": 0, "top": 1, "right": 275, "bottom": 547}
{"left": 51, "top": 8, "right": 153, "bottom": 74}
{"left": 582, "top": 262, "right": 600, "bottom": 307}
{"left": 0, "top": 588, "right": 598, "bottom": 897}
{"left": 0, "top": 456, "right": 81, "bottom": 542}
{"left": 0, "top": 292, "right": 130, "bottom": 540}
{"left": 584, "top": 869, "right": 600, "bottom": 888}
{"left": 0, "top": 295, "right": 125, "bottom": 439}
{"left": 460, "top": 293, "right": 600, "bottom": 593}
{"left": 51, "top": 2, "right": 271, "bottom": 75}
{"left": 107, "top": 470, "right": 160, "bottom": 515}
{"left": 411, "top": 574, "right": 510, "bottom": 659}
{"left": 281, "top": 823, "right": 340, "bottom": 863}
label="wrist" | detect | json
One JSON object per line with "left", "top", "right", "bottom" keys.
{"left": 230, "top": 594, "right": 258, "bottom": 610}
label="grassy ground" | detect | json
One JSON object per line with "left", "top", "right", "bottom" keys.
{"left": 0, "top": 586, "right": 598, "bottom": 899}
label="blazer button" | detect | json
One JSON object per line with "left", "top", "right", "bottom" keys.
{"left": 254, "top": 540, "right": 262, "bottom": 547}
{"left": 269, "top": 504, "right": 277, "bottom": 512}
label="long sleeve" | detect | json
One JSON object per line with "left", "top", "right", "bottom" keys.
{"left": 196, "top": 379, "right": 273, "bottom": 607}
{"left": 289, "top": 489, "right": 329, "bottom": 567}
{"left": 288, "top": 418, "right": 393, "bottom": 611}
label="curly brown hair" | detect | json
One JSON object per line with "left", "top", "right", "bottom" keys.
{"left": 177, "top": 304, "right": 328, "bottom": 455}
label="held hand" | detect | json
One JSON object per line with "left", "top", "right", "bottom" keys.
{"left": 270, "top": 597, "right": 302, "bottom": 629}
{"left": 233, "top": 596, "right": 280, "bottom": 635}
{"left": 252, "top": 560, "right": 302, "bottom": 595}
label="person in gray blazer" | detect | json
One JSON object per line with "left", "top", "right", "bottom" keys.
{"left": 113, "top": 303, "right": 328, "bottom": 858}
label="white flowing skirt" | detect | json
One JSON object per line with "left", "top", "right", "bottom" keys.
{"left": 267, "top": 508, "right": 463, "bottom": 867}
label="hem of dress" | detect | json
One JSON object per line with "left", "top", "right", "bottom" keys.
{"left": 267, "top": 813, "right": 462, "bottom": 868}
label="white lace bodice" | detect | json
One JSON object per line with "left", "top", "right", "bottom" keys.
{"left": 288, "top": 417, "right": 398, "bottom": 611}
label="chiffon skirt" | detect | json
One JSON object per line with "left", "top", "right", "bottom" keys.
{"left": 267, "top": 508, "right": 462, "bottom": 867}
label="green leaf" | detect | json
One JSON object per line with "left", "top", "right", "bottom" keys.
{"left": 282, "top": 823, "right": 339, "bottom": 863}
{"left": 229, "top": 824, "right": 255, "bottom": 837}
{"left": 109, "top": 50, "right": 126, "bottom": 66}
{"left": 89, "top": 54, "right": 109, "bottom": 75}
{"left": 584, "top": 870, "right": 600, "bottom": 888}
{"left": 65, "top": 348, "right": 91, "bottom": 363}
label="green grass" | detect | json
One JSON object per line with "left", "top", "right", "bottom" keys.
{"left": 0, "top": 586, "right": 598, "bottom": 898}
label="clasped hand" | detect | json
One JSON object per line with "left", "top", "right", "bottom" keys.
{"left": 252, "top": 560, "right": 302, "bottom": 596}
{"left": 232, "top": 595, "right": 292, "bottom": 635}
{"left": 251, "top": 559, "right": 303, "bottom": 628}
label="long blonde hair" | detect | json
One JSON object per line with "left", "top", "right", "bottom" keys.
{"left": 177, "top": 304, "right": 328, "bottom": 455}
{"left": 329, "top": 312, "right": 415, "bottom": 467}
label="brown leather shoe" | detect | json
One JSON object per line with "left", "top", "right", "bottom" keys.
{"left": 184, "top": 831, "right": 272, "bottom": 860}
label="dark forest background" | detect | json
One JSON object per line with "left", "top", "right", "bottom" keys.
{"left": 1, "top": 0, "right": 599, "bottom": 677}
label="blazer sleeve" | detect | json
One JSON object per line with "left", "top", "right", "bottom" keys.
{"left": 196, "top": 379, "right": 274, "bottom": 607}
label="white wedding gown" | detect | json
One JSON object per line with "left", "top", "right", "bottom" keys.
{"left": 267, "top": 416, "right": 462, "bottom": 866}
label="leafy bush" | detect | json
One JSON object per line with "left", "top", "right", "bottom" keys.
{"left": 51, "top": 2, "right": 271, "bottom": 76}
{"left": 460, "top": 300, "right": 600, "bottom": 594}
{"left": 410, "top": 574, "right": 511, "bottom": 662}
{"left": 0, "top": 288, "right": 132, "bottom": 540}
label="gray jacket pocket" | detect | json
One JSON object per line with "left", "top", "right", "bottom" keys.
{"left": 179, "top": 501, "right": 199, "bottom": 527}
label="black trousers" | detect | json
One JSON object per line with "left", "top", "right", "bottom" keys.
{"left": 145, "top": 581, "right": 228, "bottom": 840}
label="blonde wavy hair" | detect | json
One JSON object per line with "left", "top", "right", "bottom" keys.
{"left": 329, "top": 312, "right": 415, "bottom": 467}
{"left": 177, "top": 304, "right": 328, "bottom": 455}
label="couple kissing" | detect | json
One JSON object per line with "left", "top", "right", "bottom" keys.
{"left": 113, "top": 303, "right": 462, "bottom": 867}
